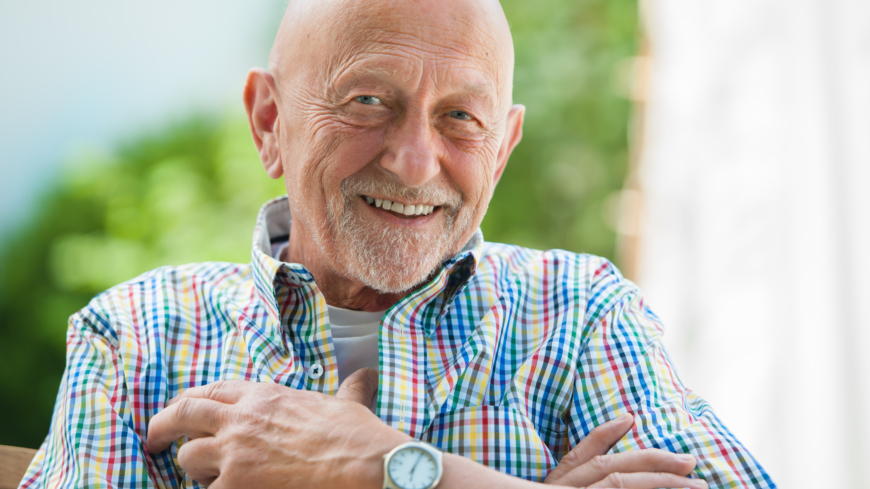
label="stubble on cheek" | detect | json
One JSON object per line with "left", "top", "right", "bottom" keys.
{"left": 284, "top": 118, "right": 354, "bottom": 244}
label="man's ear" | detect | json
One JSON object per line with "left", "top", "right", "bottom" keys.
{"left": 244, "top": 68, "right": 283, "bottom": 179}
{"left": 492, "top": 104, "right": 525, "bottom": 186}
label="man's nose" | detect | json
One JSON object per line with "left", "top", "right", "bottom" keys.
{"left": 379, "top": 110, "right": 440, "bottom": 187}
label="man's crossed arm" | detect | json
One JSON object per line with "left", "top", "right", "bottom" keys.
{"left": 146, "top": 369, "right": 706, "bottom": 489}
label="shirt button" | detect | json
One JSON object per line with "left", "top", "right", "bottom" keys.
{"left": 307, "top": 363, "right": 323, "bottom": 380}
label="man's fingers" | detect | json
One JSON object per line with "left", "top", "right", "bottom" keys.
{"left": 335, "top": 368, "right": 379, "bottom": 409}
{"left": 177, "top": 437, "right": 221, "bottom": 484}
{"left": 544, "top": 413, "right": 634, "bottom": 484}
{"left": 550, "top": 449, "right": 696, "bottom": 487}
{"left": 572, "top": 413, "right": 636, "bottom": 460}
{"left": 146, "top": 397, "right": 225, "bottom": 453}
{"left": 166, "top": 380, "right": 252, "bottom": 407}
{"left": 588, "top": 471, "right": 708, "bottom": 489}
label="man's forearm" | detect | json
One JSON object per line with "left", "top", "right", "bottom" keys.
{"left": 354, "top": 439, "right": 550, "bottom": 489}
{"left": 439, "top": 452, "right": 553, "bottom": 488}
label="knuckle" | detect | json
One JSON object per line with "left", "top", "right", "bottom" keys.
{"left": 173, "top": 398, "right": 193, "bottom": 421}
{"left": 230, "top": 405, "right": 264, "bottom": 430}
{"left": 206, "top": 380, "right": 228, "bottom": 397}
{"left": 589, "top": 454, "right": 611, "bottom": 472}
{"left": 604, "top": 472, "right": 625, "bottom": 486}
{"left": 224, "top": 405, "right": 249, "bottom": 426}
{"left": 560, "top": 445, "right": 585, "bottom": 466}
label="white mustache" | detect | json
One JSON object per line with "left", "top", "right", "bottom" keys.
{"left": 340, "top": 171, "right": 463, "bottom": 211}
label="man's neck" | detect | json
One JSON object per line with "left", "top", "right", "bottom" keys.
{"left": 284, "top": 222, "right": 406, "bottom": 312}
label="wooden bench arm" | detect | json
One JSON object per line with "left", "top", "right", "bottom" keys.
{"left": 0, "top": 446, "right": 38, "bottom": 489}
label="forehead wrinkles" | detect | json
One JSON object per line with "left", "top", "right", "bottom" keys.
{"left": 360, "top": 22, "right": 498, "bottom": 62}
{"left": 329, "top": 50, "right": 493, "bottom": 96}
{"left": 273, "top": 0, "right": 514, "bottom": 113}
{"left": 324, "top": 29, "right": 506, "bottom": 110}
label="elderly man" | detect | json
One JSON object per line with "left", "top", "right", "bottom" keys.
{"left": 21, "top": 0, "right": 774, "bottom": 488}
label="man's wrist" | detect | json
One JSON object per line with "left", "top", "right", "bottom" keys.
{"left": 355, "top": 430, "right": 413, "bottom": 489}
{"left": 382, "top": 441, "right": 444, "bottom": 489}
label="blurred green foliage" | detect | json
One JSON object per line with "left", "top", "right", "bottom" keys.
{"left": 0, "top": 0, "right": 636, "bottom": 448}
{"left": 0, "top": 116, "right": 287, "bottom": 448}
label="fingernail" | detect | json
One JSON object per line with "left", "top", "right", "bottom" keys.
{"left": 689, "top": 479, "right": 708, "bottom": 489}
{"left": 680, "top": 454, "right": 695, "bottom": 462}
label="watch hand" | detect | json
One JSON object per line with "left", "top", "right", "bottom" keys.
{"left": 408, "top": 453, "right": 424, "bottom": 478}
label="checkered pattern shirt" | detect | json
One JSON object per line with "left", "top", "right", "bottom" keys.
{"left": 21, "top": 196, "right": 775, "bottom": 488}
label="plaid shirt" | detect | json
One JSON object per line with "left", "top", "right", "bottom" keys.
{"left": 22, "top": 196, "right": 775, "bottom": 488}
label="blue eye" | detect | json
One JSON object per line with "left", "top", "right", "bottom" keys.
{"left": 355, "top": 95, "right": 382, "bottom": 105}
{"left": 448, "top": 110, "right": 472, "bottom": 120}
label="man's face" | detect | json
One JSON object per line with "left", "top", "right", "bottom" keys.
{"left": 268, "top": 0, "right": 520, "bottom": 294}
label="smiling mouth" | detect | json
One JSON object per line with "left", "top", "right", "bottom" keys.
{"left": 361, "top": 195, "right": 439, "bottom": 217}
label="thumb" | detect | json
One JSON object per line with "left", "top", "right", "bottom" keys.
{"left": 544, "top": 413, "right": 634, "bottom": 484}
{"left": 336, "top": 368, "right": 379, "bottom": 409}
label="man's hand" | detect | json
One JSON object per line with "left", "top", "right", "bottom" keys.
{"left": 543, "top": 414, "right": 707, "bottom": 489}
{"left": 147, "top": 371, "right": 706, "bottom": 489}
{"left": 146, "top": 369, "right": 409, "bottom": 488}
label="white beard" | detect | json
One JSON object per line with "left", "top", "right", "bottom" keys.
{"left": 320, "top": 169, "right": 472, "bottom": 294}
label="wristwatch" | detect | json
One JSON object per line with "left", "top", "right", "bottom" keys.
{"left": 382, "top": 441, "right": 443, "bottom": 489}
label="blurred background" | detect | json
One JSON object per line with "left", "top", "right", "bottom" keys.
{"left": 0, "top": 1, "right": 866, "bottom": 487}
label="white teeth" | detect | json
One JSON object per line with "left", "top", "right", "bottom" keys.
{"left": 365, "top": 197, "right": 436, "bottom": 217}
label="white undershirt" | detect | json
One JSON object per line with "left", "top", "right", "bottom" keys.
{"left": 326, "top": 305, "right": 383, "bottom": 384}
{"left": 272, "top": 241, "right": 384, "bottom": 385}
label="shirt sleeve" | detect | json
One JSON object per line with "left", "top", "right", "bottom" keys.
{"left": 568, "top": 261, "right": 777, "bottom": 489}
{"left": 19, "top": 312, "right": 178, "bottom": 488}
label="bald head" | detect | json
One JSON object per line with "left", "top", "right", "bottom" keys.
{"left": 269, "top": 0, "right": 515, "bottom": 116}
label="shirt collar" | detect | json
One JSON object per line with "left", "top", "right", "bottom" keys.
{"left": 250, "top": 195, "right": 484, "bottom": 327}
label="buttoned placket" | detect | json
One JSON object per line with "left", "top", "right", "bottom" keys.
{"left": 263, "top": 256, "right": 481, "bottom": 417}
{"left": 273, "top": 266, "right": 340, "bottom": 396}
{"left": 264, "top": 254, "right": 481, "bottom": 439}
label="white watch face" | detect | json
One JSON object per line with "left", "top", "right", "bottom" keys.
{"left": 388, "top": 446, "right": 438, "bottom": 489}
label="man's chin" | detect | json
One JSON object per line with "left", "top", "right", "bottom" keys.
{"left": 342, "top": 248, "right": 446, "bottom": 295}
{"left": 326, "top": 195, "right": 470, "bottom": 295}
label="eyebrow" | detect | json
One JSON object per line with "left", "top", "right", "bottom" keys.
{"left": 459, "top": 79, "right": 497, "bottom": 99}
